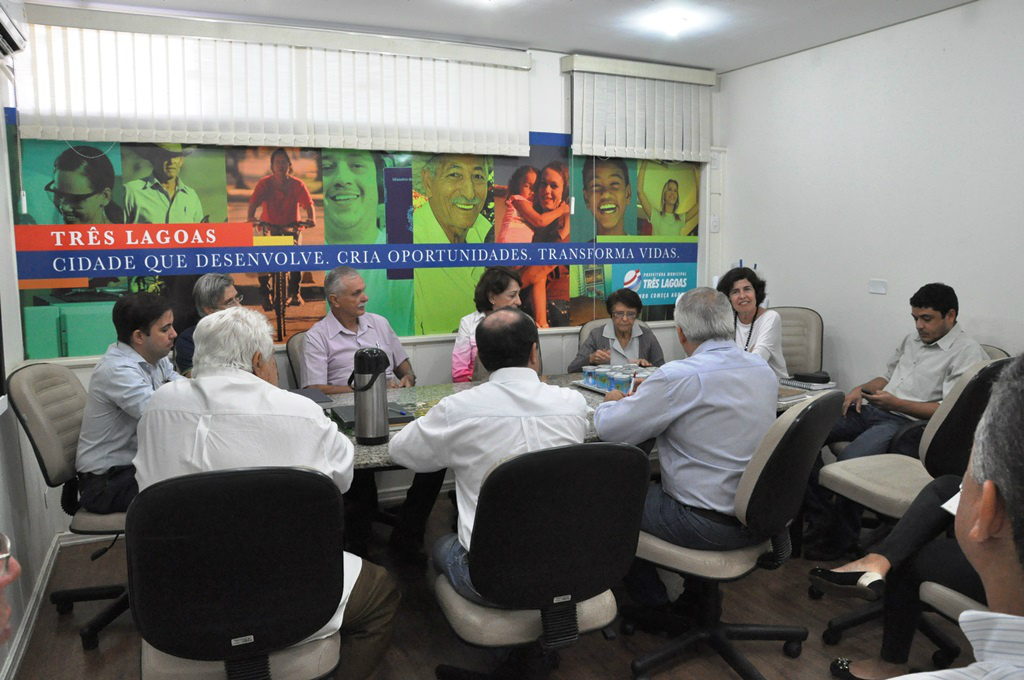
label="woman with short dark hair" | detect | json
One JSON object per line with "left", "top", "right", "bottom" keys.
{"left": 451, "top": 267, "right": 523, "bottom": 382}
{"left": 716, "top": 267, "right": 788, "bottom": 378}
{"left": 567, "top": 288, "right": 665, "bottom": 373}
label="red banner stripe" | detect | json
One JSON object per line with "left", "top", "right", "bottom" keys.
{"left": 15, "top": 223, "right": 254, "bottom": 251}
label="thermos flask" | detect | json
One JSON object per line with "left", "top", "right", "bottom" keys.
{"left": 347, "top": 347, "right": 390, "bottom": 445}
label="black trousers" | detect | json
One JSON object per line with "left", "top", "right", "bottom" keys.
{"left": 77, "top": 465, "right": 138, "bottom": 514}
{"left": 876, "top": 475, "right": 986, "bottom": 664}
{"left": 345, "top": 468, "right": 447, "bottom": 556}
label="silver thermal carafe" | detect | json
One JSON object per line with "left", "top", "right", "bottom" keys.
{"left": 347, "top": 347, "right": 391, "bottom": 445}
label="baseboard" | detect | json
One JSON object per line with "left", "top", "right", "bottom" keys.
{"left": 0, "top": 533, "right": 62, "bottom": 680}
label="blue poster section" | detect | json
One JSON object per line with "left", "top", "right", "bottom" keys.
{"left": 19, "top": 241, "right": 697, "bottom": 279}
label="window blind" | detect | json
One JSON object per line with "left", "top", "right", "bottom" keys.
{"left": 15, "top": 23, "right": 531, "bottom": 155}
{"left": 570, "top": 70, "right": 711, "bottom": 162}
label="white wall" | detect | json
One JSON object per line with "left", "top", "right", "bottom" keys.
{"left": 717, "top": 0, "right": 1024, "bottom": 389}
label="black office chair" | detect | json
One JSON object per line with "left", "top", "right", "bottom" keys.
{"left": 126, "top": 467, "right": 346, "bottom": 680}
{"left": 6, "top": 363, "right": 129, "bottom": 650}
{"left": 433, "top": 442, "right": 650, "bottom": 679}
{"left": 625, "top": 390, "right": 843, "bottom": 680}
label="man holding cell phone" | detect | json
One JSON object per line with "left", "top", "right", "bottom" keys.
{"left": 804, "top": 282, "right": 988, "bottom": 560}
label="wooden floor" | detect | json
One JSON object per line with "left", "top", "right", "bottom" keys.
{"left": 17, "top": 497, "right": 974, "bottom": 680}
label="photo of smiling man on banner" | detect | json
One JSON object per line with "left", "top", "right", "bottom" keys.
{"left": 322, "top": 148, "right": 413, "bottom": 335}
{"left": 411, "top": 153, "right": 493, "bottom": 335}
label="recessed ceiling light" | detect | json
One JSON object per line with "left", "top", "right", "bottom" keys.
{"left": 630, "top": 4, "right": 714, "bottom": 39}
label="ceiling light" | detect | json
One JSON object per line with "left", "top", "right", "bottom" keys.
{"left": 631, "top": 5, "right": 714, "bottom": 39}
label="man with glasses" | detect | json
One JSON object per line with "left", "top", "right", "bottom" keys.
{"left": 174, "top": 273, "right": 243, "bottom": 376}
{"left": 567, "top": 288, "right": 665, "bottom": 373}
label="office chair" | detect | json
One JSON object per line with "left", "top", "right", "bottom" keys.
{"left": 6, "top": 363, "right": 129, "bottom": 650}
{"left": 286, "top": 330, "right": 307, "bottom": 387}
{"left": 919, "top": 582, "right": 988, "bottom": 668}
{"left": 625, "top": 389, "right": 843, "bottom": 680}
{"left": 126, "top": 467, "right": 345, "bottom": 680}
{"left": 773, "top": 306, "right": 824, "bottom": 375}
{"left": 433, "top": 442, "right": 649, "bottom": 679}
{"left": 814, "top": 358, "right": 1009, "bottom": 646}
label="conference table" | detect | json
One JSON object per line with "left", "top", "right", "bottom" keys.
{"left": 328, "top": 373, "right": 812, "bottom": 470}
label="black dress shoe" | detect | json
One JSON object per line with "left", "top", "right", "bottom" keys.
{"left": 809, "top": 568, "right": 885, "bottom": 601}
{"left": 830, "top": 657, "right": 870, "bottom": 680}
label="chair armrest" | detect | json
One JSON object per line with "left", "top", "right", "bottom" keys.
{"left": 889, "top": 420, "right": 927, "bottom": 454}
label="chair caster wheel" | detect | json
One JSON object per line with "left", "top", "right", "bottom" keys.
{"left": 81, "top": 632, "right": 99, "bottom": 651}
{"left": 933, "top": 649, "right": 957, "bottom": 669}
{"left": 784, "top": 640, "right": 802, "bottom": 658}
{"left": 822, "top": 627, "right": 842, "bottom": 645}
{"left": 621, "top": 620, "right": 636, "bottom": 636}
{"left": 55, "top": 602, "right": 74, "bottom": 615}
{"left": 808, "top": 585, "right": 824, "bottom": 600}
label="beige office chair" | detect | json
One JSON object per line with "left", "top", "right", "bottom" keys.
{"left": 814, "top": 358, "right": 1008, "bottom": 646}
{"left": 285, "top": 330, "right": 306, "bottom": 387}
{"left": 773, "top": 306, "right": 824, "bottom": 375}
{"left": 625, "top": 389, "right": 843, "bottom": 680}
{"left": 819, "top": 358, "right": 1008, "bottom": 521}
{"left": 6, "top": 363, "right": 129, "bottom": 650}
{"left": 434, "top": 443, "right": 649, "bottom": 679}
{"left": 577, "top": 318, "right": 608, "bottom": 348}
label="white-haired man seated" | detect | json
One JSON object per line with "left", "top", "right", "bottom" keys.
{"left": 135, "top": 307, "right": 399, "bottom": 680}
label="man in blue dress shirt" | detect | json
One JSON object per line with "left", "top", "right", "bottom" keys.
{"left": 594, "top": 287, "right": 777, "bottom": 606}
{"left": 76, "top": 292, "right": 182, "bottom": 513}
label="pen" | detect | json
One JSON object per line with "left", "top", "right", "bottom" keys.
{"left": 389, "top": 406, "right": 408, "bottom": 416}
{"left": 627, "top": 370, "right": 637, "bottom": 396}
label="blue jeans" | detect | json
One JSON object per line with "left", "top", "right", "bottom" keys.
{"left": 432, "top": 533, "right": 503, "bottom": 608}
{"left": 626, "top": 486, "right": 762, "bottom": 607}
{"left": 825, "top": 404, "right": 920, "bottom": 460}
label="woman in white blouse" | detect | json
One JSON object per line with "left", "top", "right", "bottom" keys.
{"left": 717, "top": 267, "right": 789, "bottom": 379}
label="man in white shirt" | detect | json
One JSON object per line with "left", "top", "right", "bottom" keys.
{"left": 76, "top": 292, "right": 182, "bottom": 513}
{"left": 389, "top": 307, "right": 589, "bottom": 605}
{"left": 891, "top": 355, "right": 1024, "bottom": 679}
{"left": 135, "top": 307, "right": 399, "bottom": 680}
{"left": 594, "top": 287, "right": 778, "bottom": 607}
{"left": 806, "top": 283, "right": 989, "bottom": 560}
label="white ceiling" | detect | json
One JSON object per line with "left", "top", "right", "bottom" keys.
{"left": 36, "top": 0, "right": 976, "bottom": 73}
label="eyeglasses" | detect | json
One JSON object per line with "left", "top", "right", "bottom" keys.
{"left": 44, "top": 180, "right": 102, "bottom": 208}
{"left": 611, "top": 311, "right": 638, "bottom": 320}
{"left": 220, "top": 294, "right": 244, "bottom": 308}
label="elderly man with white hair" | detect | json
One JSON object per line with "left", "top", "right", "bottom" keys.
{"left": 594, "top": 287, "right": 778, "bottom": 607}
{"left": 135, "top": 307, "right": 399, "bottom": 680}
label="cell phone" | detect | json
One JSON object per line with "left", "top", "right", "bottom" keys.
{"left": 861, "top": 389, "right": 875, "bottom": 396}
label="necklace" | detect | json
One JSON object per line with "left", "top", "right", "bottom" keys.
{"left": 734, "top": 309, "right": 758, "bottom": 351}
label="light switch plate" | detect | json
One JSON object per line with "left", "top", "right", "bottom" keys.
{"left": 869, "top": 279, "right": 888, "bottom": 295}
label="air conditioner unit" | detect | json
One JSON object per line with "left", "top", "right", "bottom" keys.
{"left": 0, "top": 0, "right": 26, "bottom": 56}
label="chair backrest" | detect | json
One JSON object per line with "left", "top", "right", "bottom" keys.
{"left": 469, "top": 443, "right": 649, "bottom": 609}
{"left": 773, "top": 306, "right": 824, "bottom": 375}
{"left": 735, "top": 390, "right": 843, "bottom": 537}
{"left": 980, "top": 344, "right": 1010, "bottom": 360}
{"left": 920, "top": 358, "right": 1010, "bottom": 479}
{"left": 6, "top": 363, "right": 87, "bottom": 488}
{"left": 577, "top": 319, "right": 607, "bottom": 349}
{"left": 286, "top": 331, "right": 306, "bottom": 387}
{"left": 126, "top": 467, "right": 346, "bottom": 663}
